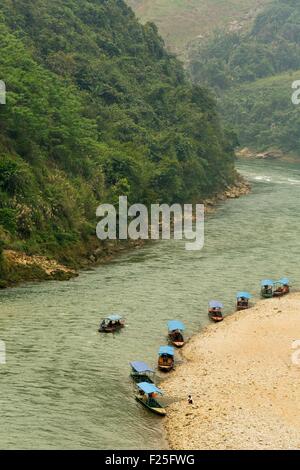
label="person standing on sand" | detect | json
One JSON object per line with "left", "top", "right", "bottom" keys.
{"left": 188, "top": 395, "right": 193, "bottom": 405}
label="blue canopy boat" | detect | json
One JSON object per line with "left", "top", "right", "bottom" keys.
{"left": 158, "top": 346, "right": 175, "bottom": 372}
{"left": 236, "top": 292, "right": 252, "bottom": 311}
{"left": 135, "top": 382, "right": 166, "bottom": 416}
{"left": 130, "top": 361, "right": 155, "bottom": 384}
{"left": 273, "top": 278, "right": 290, "bottom": 297}
{"left": 261, "top": 280, "right": 274, "bottom": 299}
{"left": 98, "top": 314, "right": 125, "bottom": 333}
{"left": 167, "top": 320, "right": 185, "bottom": 348}
{"left": 208, "top": 301, "right": 224, "bottom": 322}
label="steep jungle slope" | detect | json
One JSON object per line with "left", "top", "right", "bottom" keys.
{"left": 220, "top": 71, "right": 300, "bottom": 156}
{"left": 0, "top": 0, "right": 236, "bottom": 284}
{"left": 189, "top": 0, "right": 300, "bottom": 156}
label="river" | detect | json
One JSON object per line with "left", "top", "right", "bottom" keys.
{"left": 0, "top": 158, "right": 299, "bottom": 449}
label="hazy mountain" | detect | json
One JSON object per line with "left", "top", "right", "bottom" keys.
{"left": 127, "top": 0, "right": 271, "bottom": 56}
{"left": 189, "top": 0, "right": 300, "bottom": 157}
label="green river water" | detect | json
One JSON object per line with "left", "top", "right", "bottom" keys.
{"left": 0, "top": 159, "right": 299, "bottom": 449}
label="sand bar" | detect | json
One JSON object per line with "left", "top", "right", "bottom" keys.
{"left": 164, "top": 293, "right": 300, "bottom": 450}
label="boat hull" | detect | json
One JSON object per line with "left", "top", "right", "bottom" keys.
{"left": 273, "top": 289, "right": 289, "bottom": 298}
{"left": 158, "top": 367, "right": 173, "bottom": 372}
{"left": 208, "top": 309, "right": 223, "bottom": 322}
{"left": 168, "top": 333, "right": 185, "bottom": 348}
{"left": 208, "top": 313, "right": 223, "bottom": 323}
{"left": 158, "top": 364, "right": 174, "bottom": 372}
{"left": 135, "top": 396, "right": 166, "bottom": 416}
{"left": 171, "top": 341, "right": 184, "bottom": 348}
{"left": 131, "top": 373, "right": 154, "bottom": 384}
{"left": 98, "top": 324, "right": 124, "bottom": 333}
{"left": 237, "top": 305, "right": 249, "bottom": 311}
{"left": 261, "top": 289, "right": 273, "bottom": 299}
{"left": 158, "top": 358, "right": 174, "bottom": 372}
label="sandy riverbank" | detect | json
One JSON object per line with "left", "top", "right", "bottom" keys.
{"left": 164, "top": 293, "right": 300, "bottom": 450}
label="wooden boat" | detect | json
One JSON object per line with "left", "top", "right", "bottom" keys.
{"left": 158, "top": 346, "right": 175, "bottom": 372}
{"left": 135, "top": 382, "right": 166, "bottom": 416}
{"left": 98, "top": 314, "right": 125, "bottom": 333}
{"left": 261, "top": 280, "right": 274, "bottom": 299}
{"left": 208, "top": 301, "right": 224, "bottom": 322}
{"left": 236, "top": 291, "right": 251, "bottom": 311}
{"left": 130, "top": 361, "right": 155, "bottom": 384}
{"left": 168, "top": 320, "right": 185, "bottom": 348}
{"left": 273, "top": 278, "right": 290, "bottom": 297}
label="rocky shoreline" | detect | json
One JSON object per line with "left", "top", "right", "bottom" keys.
{"left": 0, "top": 176, "right": 250, "bottom": 289}
{"left": 237, "top": 147, "right": 284, "bottom": 160}
{"left": 163, "top": 293, "right": 300, "bottom": 450}
{"left": 237, "top": 147, "right": 300, "bottom": 163}
{"left": 0, "top": 239, "right": 144, "bottom": 288}
{"left": 1, "top": 250, "right": 78, "bottom": 288}
{"left": 204, "top": 174, "right": 250, "bottom": 212}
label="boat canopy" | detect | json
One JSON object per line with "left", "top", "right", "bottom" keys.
{"left": 130, "top": 361, "right": 154, "bottom": 373}
{"left": 168, "top": 320, "right": 185, "bottom": 332}
{"left": 106, "top": 314, "right": 122, "bottom": 322}
{"left": 158, "top": 346, "right": 174, "bottom": 357}
{"left": 277, "top": 278, "right": 290, "bottom": 285}
{"left": 137, "top": 382, "right": 163, "bottom": 395}
{"left": 236, "top": 292, "right": 251, "bottom": 300}
{"left": 261, "top": 280, "right": 274, "bottom": 287}
{"left": 209, "top": 301, "right": 223, "bottom": 309}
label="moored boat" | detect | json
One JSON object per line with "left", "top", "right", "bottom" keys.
{"left": 208, "top": 301, "right": 224, "bottom": 322}
{"left": 168, "top": 320, "right": 185, "bottom": 348}
{"left": 158, "top": 346, "right": 175, "bottom": 372}
{"left": 236, "top": 291, "right": 252, "bottom": 311}
{"left": 261, "top": 280, "right": 274, "bottom": 299}
{"left": 130, "top": 361, "right": 155, "bottom": 384}
{"left": 273, "top": 278, "right": 290, "bottom": 297}
{"left": 135, "top": 382, "right": 166, "bottom": 416}
{"left": 98, "top": 314, "right": 125, "bottom": 333}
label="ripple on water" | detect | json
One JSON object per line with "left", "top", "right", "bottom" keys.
{"left": 0, "top": 159, "right": 300, "bottom": 448}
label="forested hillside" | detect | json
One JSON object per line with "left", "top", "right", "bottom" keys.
{"left": 189, "top": 0, "right": 300, "bottom": 155}
{"left": 0, "top": 0, "right": 236, "bottom": 279}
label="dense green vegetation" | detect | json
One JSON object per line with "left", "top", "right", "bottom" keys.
{"left": 220, "top": 71, "right": 300, "bottom": 153}
{"left": 189, "top": 0, "right": 300, "bottom": 154}
{"left": 0, "top": 0, "right": 235, "bottom": 267}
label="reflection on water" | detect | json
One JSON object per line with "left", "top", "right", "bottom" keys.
{"left": 0, "top": 159, "right": 300, "bottom": 449}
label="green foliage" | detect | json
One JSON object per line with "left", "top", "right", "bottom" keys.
{"left": 0, "top": 208, "right": 17, "bottom": 234}
{"left": 189, "top": 0, "right": 300, "bottom": 154}
{"left": 220, "top": 71, "right": 300, "bottom": 153}
{"left": 189, "top": 0, "right": 300, "bottom": 89}
{"left": 0, "top": 0, "right": 235, "bottom": 259}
